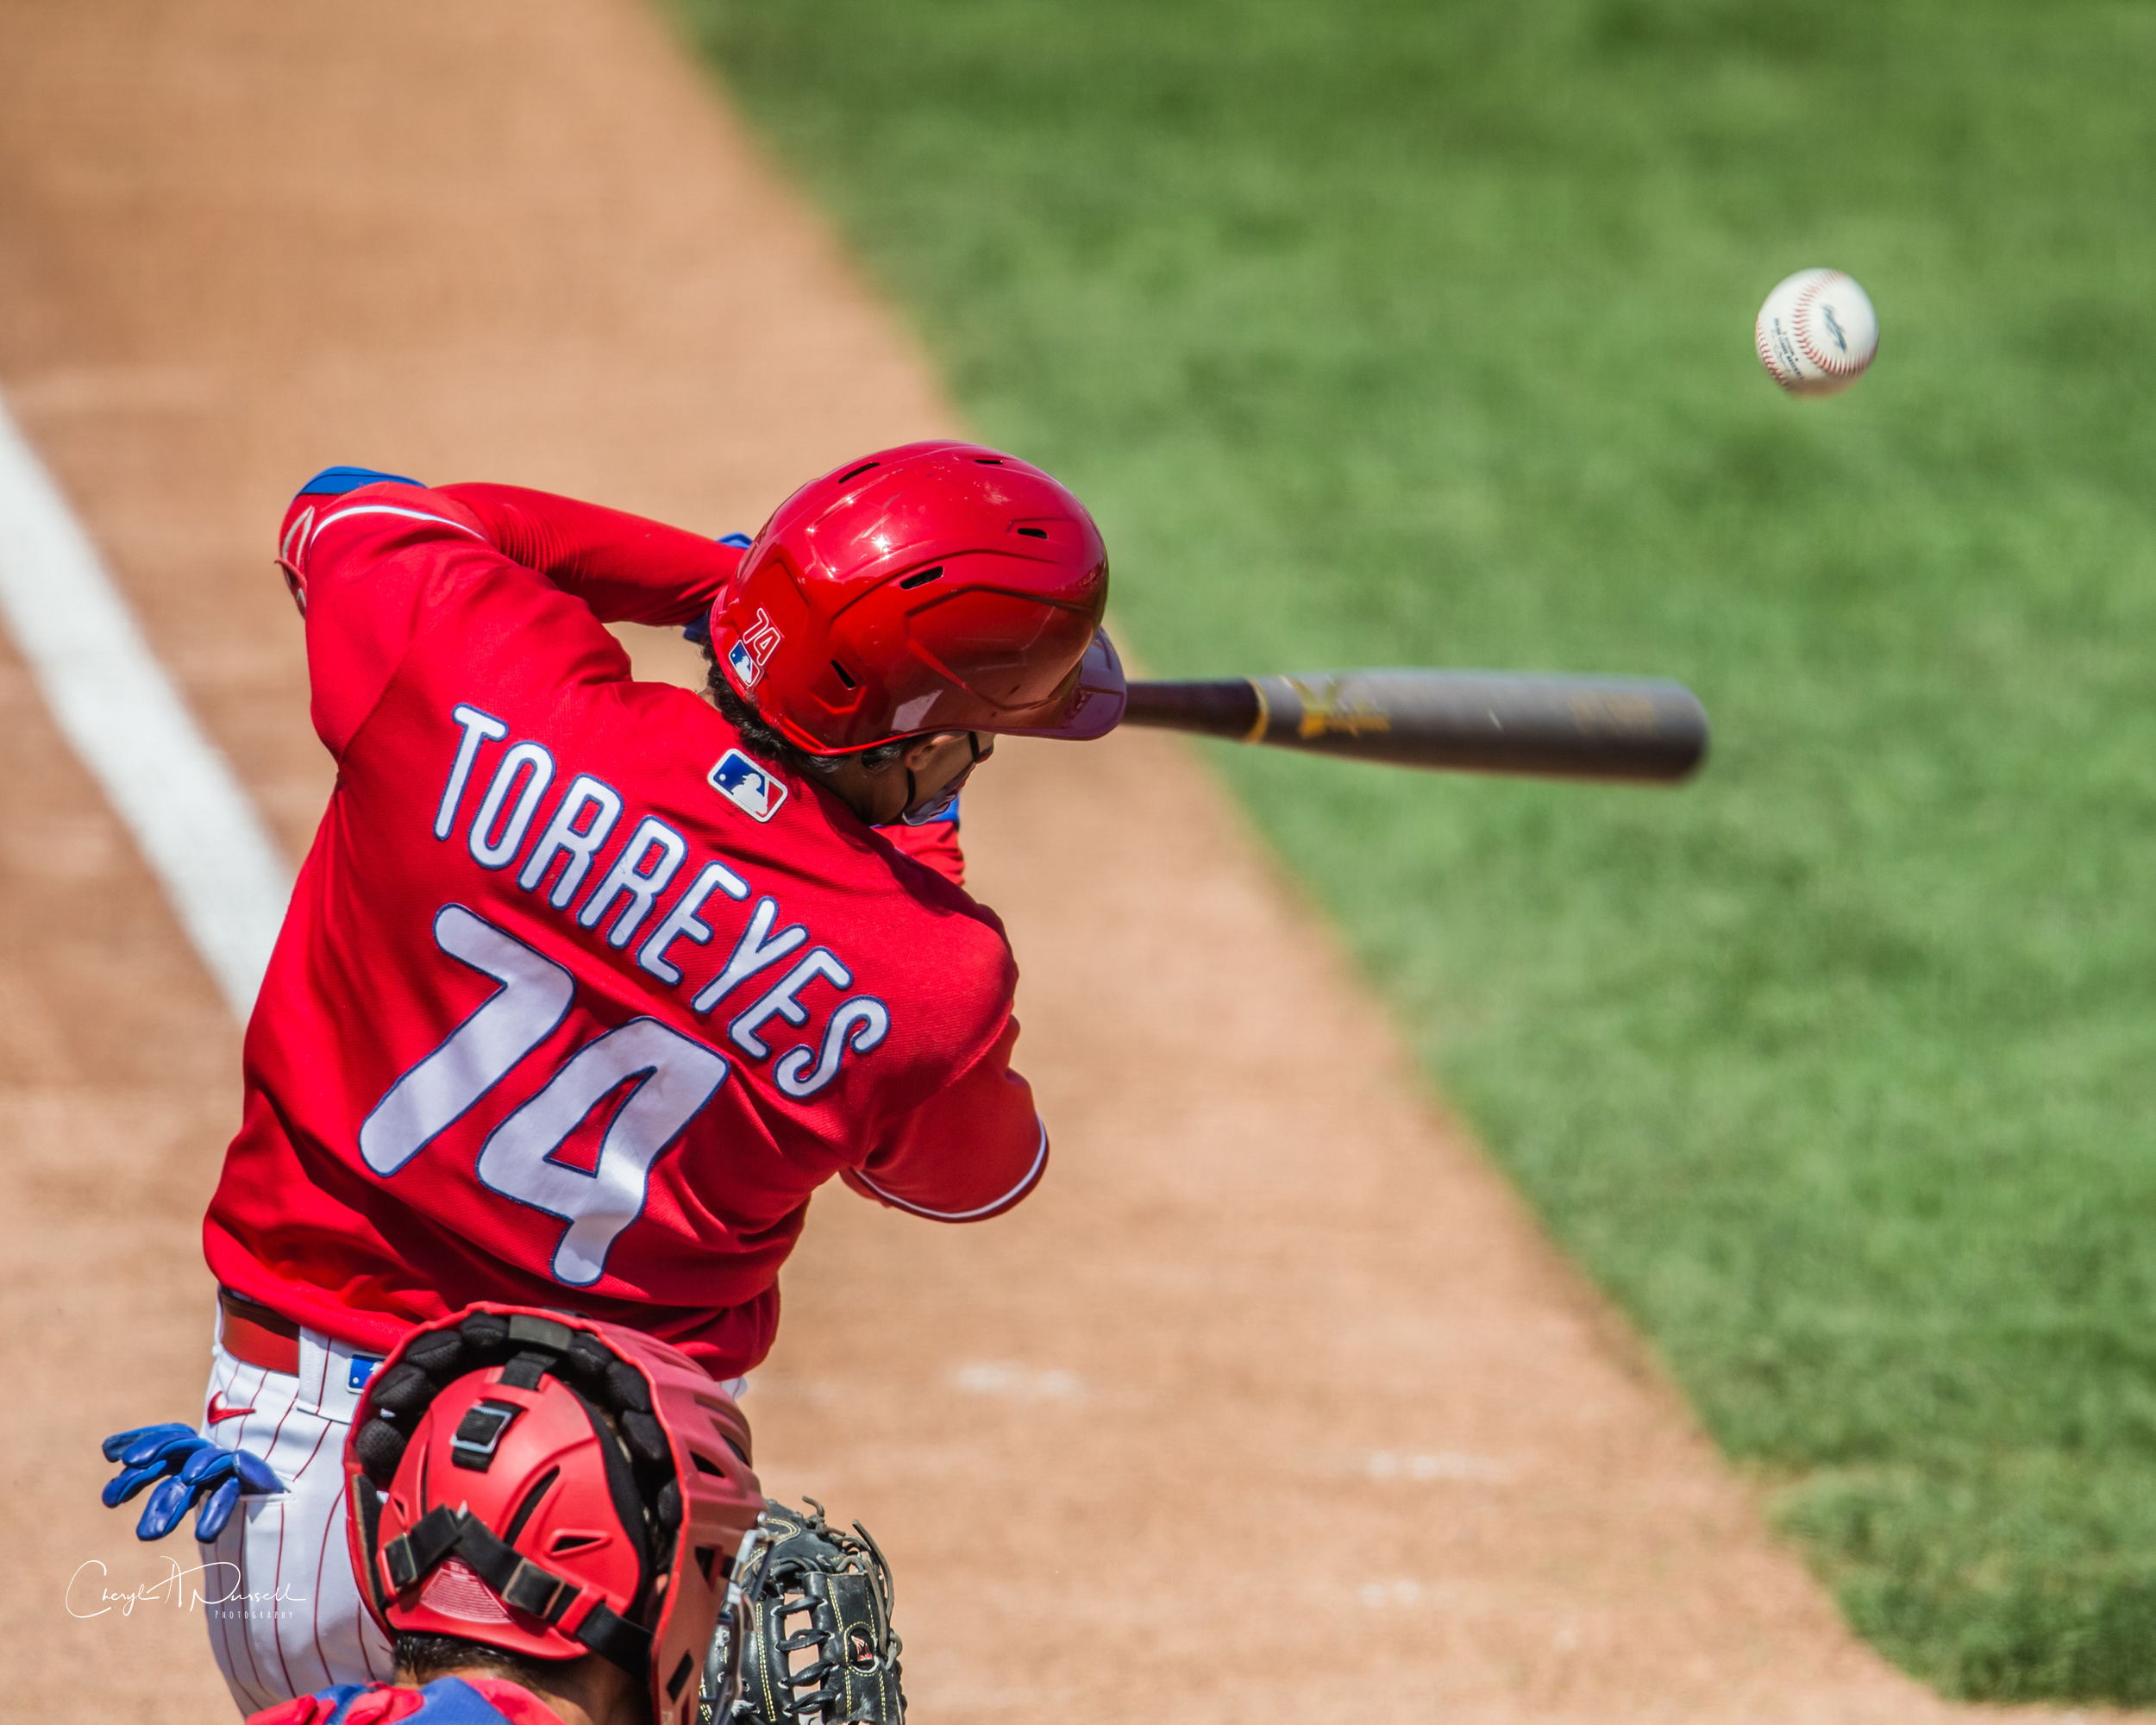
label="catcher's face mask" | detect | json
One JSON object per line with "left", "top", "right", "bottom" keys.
{"left": 343, "top": 1304, "right": 763, "bottom": 1725}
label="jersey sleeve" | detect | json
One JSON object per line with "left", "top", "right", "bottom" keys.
{"left": 281, "top": 471, "right": 744, "bottom": 758}
{"left": 840, "top": 1018, "right": 1047, "bottom": 1221}
{"left": 433, "top": 483, "right": 740, "bottom": 629}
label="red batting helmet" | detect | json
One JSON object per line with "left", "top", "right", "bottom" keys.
{"left": 709, "top": 441, "right": 1125, "bottom": 753}
{"left": 345, "top": 1305, "right": 763, "bottom": 1725}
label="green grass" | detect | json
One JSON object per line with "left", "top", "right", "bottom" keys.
{"left": 665, "top": 0, "right": 2156, "bottom": 1701}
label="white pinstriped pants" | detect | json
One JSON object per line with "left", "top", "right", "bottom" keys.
{"left": 195, "top": 1307, "right": 392, "bottom": 1713}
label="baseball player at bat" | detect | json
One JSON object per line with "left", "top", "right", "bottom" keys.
{"left": 164, "top": 441, "right": 1120, "bottom": 1709}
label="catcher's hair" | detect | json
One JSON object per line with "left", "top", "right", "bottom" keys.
{"left": 701, "top": 645, "right": 908, "bottom": 778}
{"left": 393, "top": 1630, "right": 567, "bottom": 1693}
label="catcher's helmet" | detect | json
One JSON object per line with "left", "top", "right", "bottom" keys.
{"left": 344, "top": 1304, "right": 763, "bottom": 1725}
{"left": 708, "top": 441, "right": 1125, "bottom": 754}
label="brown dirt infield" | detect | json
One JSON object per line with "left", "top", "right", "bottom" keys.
{"left": 0, "top": 2, "right": 2122, "bottom": 1721}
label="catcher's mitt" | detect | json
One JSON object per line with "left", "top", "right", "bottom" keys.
{"left": 703, "top": 1500, "right": 906, "bottom": 1725}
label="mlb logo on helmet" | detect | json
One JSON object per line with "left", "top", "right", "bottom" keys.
{"left": 726, "top": 607, "right": 785, "bottom": 689}
{"left": 708, "top": 748, "right": 788, "bottom": 823}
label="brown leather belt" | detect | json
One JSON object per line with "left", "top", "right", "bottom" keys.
{"left": 218, "top": 1288, "right": 302, "bottom": 1377}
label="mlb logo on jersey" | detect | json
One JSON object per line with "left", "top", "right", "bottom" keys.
{"left": 708, "top": 749, "right": 788, "bottom": 823}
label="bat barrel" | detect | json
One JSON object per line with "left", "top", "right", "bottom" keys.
{"left": 1120, "top": 670, "right": 1708, "bottom": 783}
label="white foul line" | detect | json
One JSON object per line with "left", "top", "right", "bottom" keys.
{"left": 0, "top": 391, "right": 291, "bottom": 1021}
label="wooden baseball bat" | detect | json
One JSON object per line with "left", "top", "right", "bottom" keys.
{"left": 1117, "top": 669, "right": 1708, "bottom": 783}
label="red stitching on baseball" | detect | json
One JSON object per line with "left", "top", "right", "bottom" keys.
{"left": 1795, "top": 272, "right": 1864, "bottom": 377}
{"left": 1756, "top": 315, "right": 1794, "bottom": 385}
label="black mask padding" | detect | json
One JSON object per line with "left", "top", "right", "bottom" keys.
{"left": 355, "top": 1416, "right": 410, "bottom": 1487}
{"left": 568, "top": 1383, "right": 654, "bottom": 1613}
{"left": 354, "top": 1475, "right": 390, "bottom": 1615}
{"left": 458, "top": 1311, "right": 511, "bottom": 1354}
{"left": 564, "top": 1332, "right": 616, "bottom": 1399}
{"left": 370, "top": 1362, "right": 436, "bottom": 1418}
{"left": 403, "top": 1328, "right": 469, "bottom": 1383}
{"left": 604, "top": 1358, "right": 652, "bottom": 1414}
{"left": 620, "top": 1408, "right": 670, "bottom": 1468}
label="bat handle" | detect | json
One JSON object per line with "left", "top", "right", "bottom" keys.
{"left": 1118, "top": 678, "right": 1267, "bottom": 740}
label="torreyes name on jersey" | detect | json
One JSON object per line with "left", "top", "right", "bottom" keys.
{"left": 430, "top": 700, "right": 887, "bottom": 1101}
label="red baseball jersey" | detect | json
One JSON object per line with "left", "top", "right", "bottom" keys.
{"left": 204, "top": 470, "right": 1046, "bottom": 1377}
{"left": 250, "top": 1677, "right": 561, "bottom": 1725}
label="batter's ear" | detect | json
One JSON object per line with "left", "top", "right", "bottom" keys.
{"left": 276, "top": 504, "right": 316, "bottom": 615}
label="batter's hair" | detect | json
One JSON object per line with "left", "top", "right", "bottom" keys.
{"left": 393, "top": 1630, "right": 567, "bottom": 1693}
{"left": 700, "top": 643, "right": 908, "bottom": 777}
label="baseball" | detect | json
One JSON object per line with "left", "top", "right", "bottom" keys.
{"left": 1755, "top": 267, "right": 1877, "bottom": 396}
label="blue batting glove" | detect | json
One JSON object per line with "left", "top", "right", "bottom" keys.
{"left": 135, "top": 1442, "right": 285, "bottom": 1542}
{"left": 99, "top": 1424, "right": 283, "bottom": 1541}
{"left": 100, "top": 1424, "right": 204, "bottom": 1506}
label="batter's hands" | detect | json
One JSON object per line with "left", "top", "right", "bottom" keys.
{"left": 101, "top": 1423, "right": 285, "bottom": 1542}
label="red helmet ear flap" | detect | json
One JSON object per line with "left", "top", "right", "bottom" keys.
{"left": 1031, "top": 629, "right": 1125, "bottom": 742}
